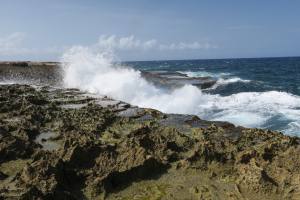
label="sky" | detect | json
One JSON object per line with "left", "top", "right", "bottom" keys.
{"left": 0, "top": 0, "right": 300, "bottom": 61}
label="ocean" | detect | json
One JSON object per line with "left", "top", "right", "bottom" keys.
{"left": 60, "top": 49, "right": 300, "bottom": 137}
{"left": 123, "top": 57, "right": 300, "bottom": 136}
{"left": 1, "top": 50, "right": 299, "bottom": 136}
{"left": 126, "top": 57, "right": 300, "bottom": 96}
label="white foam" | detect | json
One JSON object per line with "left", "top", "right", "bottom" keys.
{"left": 0, "top": 81, "right": 15, "bottom": 85}
{"left": 180, "top": 71, "right": 231, "bottom": 78}
{"left": 181, "top": 71, "right": 251, "bottom": 89}
{"left": 219, "top": 77, "right": 249, "bottom": 83}
{"left": 211, "top": 77, "right": 251, "bottom": 89}
{"left": 61, "top": 46, "right": 300, "bottom": 136}
{"left": 284, "top": 122, "right": 300, "bottom": 136}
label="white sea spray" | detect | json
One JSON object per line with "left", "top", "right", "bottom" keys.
{"left": 61, "top": 46, "right": 300, "bottom": 136}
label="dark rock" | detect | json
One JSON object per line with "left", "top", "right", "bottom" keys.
{"left": 0, "top": 84, "right": 299, "bottom": 200}
{"left": 141, "top": 71, "right": 217, "bottom": 89}
{"left": 0, "top": 172, "right": 7, "bottom": 180}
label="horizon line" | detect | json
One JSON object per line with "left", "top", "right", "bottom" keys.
{"left": 123, "top": 55, "right": 300, "bottom": 63}
{"left": 1, "top": 55, "right": 300, "bottom": 63}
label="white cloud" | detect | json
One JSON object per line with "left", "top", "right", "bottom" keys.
{"left": 226, "top": 25, "right": 261, "bottom": 30}
{"left": 0, "top": 32, "right": 31, "bottom": 55}
{"left": 0, "top": 32, "right": 66, "bottom": 58}
{"left": 96, "top": 35, "right": 217, "bottom": 51}
{"left": 159, "top": 41, "right": 218, "bottom": 50}
{"left": 0, "top": 33, "right": 218, "bottom": 60}
{"left": 0, "top": 32, "right": 25, "bottom": 48}
{"left": 97, "top": 35, "right": 157, "bottom": 50}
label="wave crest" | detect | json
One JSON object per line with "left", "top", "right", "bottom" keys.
{"left": 61, "top": 46, "right": 300, "bottom": 136}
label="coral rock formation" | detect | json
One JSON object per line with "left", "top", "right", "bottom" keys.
{"left": 0, "top": 84, "right": 299, "bottom": 199}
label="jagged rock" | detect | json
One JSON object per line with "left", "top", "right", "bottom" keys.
{"left": 0, "top": 172, "right": 7, "bottom": 180}
{"left": 0, "top": 84, "right": 299, "bottom": 200}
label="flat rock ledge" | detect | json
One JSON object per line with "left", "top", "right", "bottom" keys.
{"left": 140, "top": 71, "right": 216, "bottom": 89}
{"left": 0, "top": 84, "right": 299, "bottom": 200}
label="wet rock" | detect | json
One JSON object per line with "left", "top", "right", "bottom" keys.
{"left": 0, "top": 172, "right": 7, "bottom": 180}
{"left": 141, "top": 71, "right": 217, "bottom": 89}
{"left": 0, "top": 84, "right": 299, "bottom": 200}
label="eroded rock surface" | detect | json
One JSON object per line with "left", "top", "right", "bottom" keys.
{"left": 0, "top": 84, "right": 299, "bottom": 200}
{"left": 141, "top": 71, "right": 216, "bottom": 89}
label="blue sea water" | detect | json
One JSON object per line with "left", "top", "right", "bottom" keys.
{"left": 125, "top": 57, "right": 300, "bottom": 136}
{"left": 60, "top": 48, "right": 300, "bottom": 136}
{"left": 126, "top": 57, "right": 300, "bottom": 96}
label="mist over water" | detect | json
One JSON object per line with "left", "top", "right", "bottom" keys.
{"left": 62, "top": 46, "right": 300, "bottom": 136}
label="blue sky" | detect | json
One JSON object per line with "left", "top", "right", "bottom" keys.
{"left": 0, "top": 0, "right": 300, "bottom": 61}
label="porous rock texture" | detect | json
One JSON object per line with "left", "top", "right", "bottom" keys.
{"left": 0, "top": 84, "right": 299, "bottom": 200}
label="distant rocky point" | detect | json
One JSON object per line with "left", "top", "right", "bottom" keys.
{"left": 0, "top": 61, "right": 62, "bottom": 85}
{"left": 0, "top": 61, "right": 59, "bottom": 67}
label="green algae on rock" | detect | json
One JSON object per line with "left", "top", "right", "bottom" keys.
{"left": 0, "top": 84, "right": 299, "bottom": 200}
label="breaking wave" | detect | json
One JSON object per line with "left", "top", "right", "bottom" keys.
{"left": 211, "top": 77, "right": 251, "bottom": 89}
{"left": 180, "top": 71, "right": 251, "bottom": 89}
{"left": 180, "top": 71, "right": 231, "bottom": 78}
{"left": 61, "top": 46, "right": 300, "bottom": 136}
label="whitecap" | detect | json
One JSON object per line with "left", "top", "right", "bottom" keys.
{"left": 209, "top": 77, "right": 251, "bottom": 89}
{"left": 179, "top": 71, "right": 231, "bottom": 78}
{"left": 61, "top": 46, "right": 300, "bottom": 136}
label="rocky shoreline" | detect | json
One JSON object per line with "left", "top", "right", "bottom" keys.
{"left": 0, "top": 83, "right": 299, "bottom": 199}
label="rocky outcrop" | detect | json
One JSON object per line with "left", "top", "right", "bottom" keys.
{"left": 141, "top": 71, "right": 216, "bottom": 89}
{"left": 0, "top": 62, "right": 62, "bottom": 85}
{"left": 0, "top": 84, "right": 299, "bottom": 200}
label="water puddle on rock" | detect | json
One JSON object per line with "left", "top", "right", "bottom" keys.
{"left": 60, "top": 103, "right": 88, "bottom": 109}
{"left": 35, "top": 131, "right": 61, "bottom": 151}
{"left": 3, "top": 117, "right": 21, "bottom": 123}
{"left": 95, "top": 99, "right": 121, "bottom": 107}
